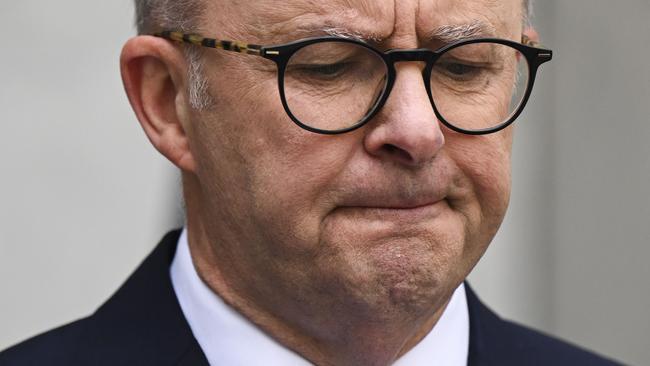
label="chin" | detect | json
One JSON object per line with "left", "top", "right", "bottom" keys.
{"left": 316, "top": 232, "right": 466, "bottom": 323}
{"left": 377, "top": 238, "right": 461, "bottom": 308}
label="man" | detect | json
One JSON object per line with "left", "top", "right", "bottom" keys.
{"left": 0, "top": 0, "right": 621, "bottom": 365}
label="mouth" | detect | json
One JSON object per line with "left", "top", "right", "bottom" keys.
{"left": 336, "top": 199, "right": 449, "bottom": 222}
{"left": 327, "top": 172, "right": 457, "bottom": 225}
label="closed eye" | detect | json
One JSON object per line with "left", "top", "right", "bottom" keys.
{"left": 435, "top": 60, "right": 487, "bottom": 81}
{"left": 289, "top": 62, "right": 353, "bottom": 79}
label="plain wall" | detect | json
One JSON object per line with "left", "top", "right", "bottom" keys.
{"left": 470, "top": 1, "right": 650, "bottom": 365}
{"left": 1, "top": 1, "right": 648, "bottom": 365}
{"left": 0, "top": 0, "right": 182, "bottom": 350}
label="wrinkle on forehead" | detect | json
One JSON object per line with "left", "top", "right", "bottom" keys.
{"left": 213, "top": 0, "right": 522, "bottom": 44}
{"left": 233, "top": 0, "right": 394, "bottom": 43}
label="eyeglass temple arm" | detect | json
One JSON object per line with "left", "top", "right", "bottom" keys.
{"left": 154, "top": 30, "right": 547, "bottom": 57}
{"left": 153, "top": 31, "right": 265, "bottom": 56}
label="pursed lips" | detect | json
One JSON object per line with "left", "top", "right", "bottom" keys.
{"left": 326, "top": 164, "right": 459, "bottom": 222}
{"left": 334, "top": 193, "right": 450, "bottom": 221}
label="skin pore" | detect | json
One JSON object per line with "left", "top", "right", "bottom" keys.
{"left": 121, "top": 0, "right": 532, "bottom": 365}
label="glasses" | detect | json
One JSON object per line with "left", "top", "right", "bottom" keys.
{"left": 154, "top": 31, "right": 553, "bottom": 135}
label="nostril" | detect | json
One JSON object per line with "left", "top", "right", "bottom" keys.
{"left": 383, "top": 144, "right": 413, "bottom": 164}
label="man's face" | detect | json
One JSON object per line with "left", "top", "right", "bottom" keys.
{"left": 186, "top": 0, "right": 519, "bottom": 332}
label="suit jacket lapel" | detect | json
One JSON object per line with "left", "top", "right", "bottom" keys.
{"left": 466, "top": 282, "right": 520, "bottom": 366}
{"left": 466, "top": 282, "right": 493, "bottom": 366}
{"left": 73, "top": 230, "right": 209, "bottom": 366}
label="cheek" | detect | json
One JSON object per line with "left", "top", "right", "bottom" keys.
{"left": 205, "top": 70, "right": 360, "bottom": 246}
{"left": 248, "top": 137, "right": 357, "bottom": 247}
{"left": 448, "top": 131, "right": 513, "bottom": 230}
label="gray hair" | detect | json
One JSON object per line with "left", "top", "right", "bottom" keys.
{"left": 135, "top": 0, "right": 213, "bottom": 109}
{"left": 135, "top": 0, "right": 204, "bottom": 35}
{"left": 134, "top": 0, "right": 534, "bottom": 110}
{"left": 524, "top": 0, "right": 534, "bottom": 27}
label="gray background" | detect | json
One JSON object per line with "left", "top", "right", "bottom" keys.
{"left": 1, "top": 1, "right": 648, "bottom": 365}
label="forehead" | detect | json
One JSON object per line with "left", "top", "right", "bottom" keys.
{"left": 206, "top": 0, "right": 522, "bottom": 43}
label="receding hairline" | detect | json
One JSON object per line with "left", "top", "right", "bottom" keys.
{"left": 134, "top": 0, "right": 533, "bottom": 35}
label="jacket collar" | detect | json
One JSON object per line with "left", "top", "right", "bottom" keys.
{"left": 465, "top": 282, "right": 520, "bottom": 366}
{"left": 74, "top": 229, "right": 208, "bottom": 365}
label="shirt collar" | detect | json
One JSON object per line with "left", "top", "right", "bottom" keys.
{"left": 171, "top": 228, "right": 469, "bottom": 365}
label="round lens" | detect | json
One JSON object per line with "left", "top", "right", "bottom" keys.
{"left": 283, "top": 40, "right": 388, "bottom": 132}
{"left": 429, "top": 41, "right": 529, "bottom": 132}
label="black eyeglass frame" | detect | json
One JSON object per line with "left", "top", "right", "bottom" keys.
{"left": 154, "top": 31, "right": 553, "bottom": 135}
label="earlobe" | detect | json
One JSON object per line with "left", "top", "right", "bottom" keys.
{"left": 120, "top": 36, "right": 197, "bottom": 173}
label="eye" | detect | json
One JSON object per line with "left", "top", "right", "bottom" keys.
{"left": 437, "top": 61, "right": 483, "bottom": 80}
{"left": 295, "top": 62, "right": 351, "bottom": 78}
{"left": 444, "top": 63, "right": 479, "bottom": 76}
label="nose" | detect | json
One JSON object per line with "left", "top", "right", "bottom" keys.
{"left": 363, "top": 62, "right": 445, "bottom": 167}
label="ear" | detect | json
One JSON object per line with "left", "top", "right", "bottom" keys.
{"left": 120, "top": 36, "right": 197, "bottom": 172}
{"left": 523, "top": 27, "right": 540, "bottom": 44}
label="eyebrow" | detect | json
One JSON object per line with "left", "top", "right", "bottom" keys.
{"left": 285, "top": 24, "right": 384, "bottom": 44}
{"left": 320, "top": 26, "right": 378, "bottom": 42}
{"left": 427, "top": 20, "right": 498, "bottom": 43}
{"left": 258, "top": 18, "right": 497, "bottom": 46}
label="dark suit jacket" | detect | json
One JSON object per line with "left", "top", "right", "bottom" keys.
{"left": 0, "top": 230, "right": 622, "bottom": 365}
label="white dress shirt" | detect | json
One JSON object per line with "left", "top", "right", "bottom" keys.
{"left": 170, "top": 228, "right": 470, "bottom": 365}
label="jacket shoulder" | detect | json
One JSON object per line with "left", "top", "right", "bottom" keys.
{"left": 0, "top": 317, "right": 89, "bottom": 366}
{"left": 0, "top": 230, "right": 207, "bottom": 366}
{"left": 496, "top": 318, "right": 622, "bottom": 365}
{"left": 465, "top": 283, "right": 622, "bottom": 366}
